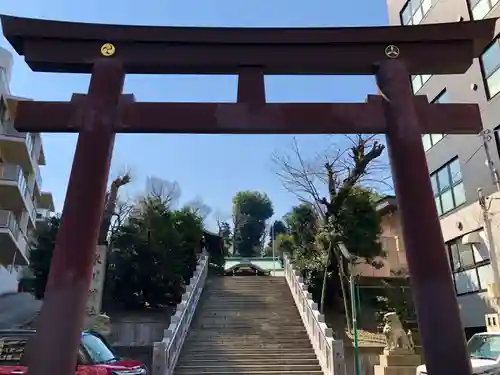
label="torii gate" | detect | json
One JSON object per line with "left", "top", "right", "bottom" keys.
{"left": 1, "top": 14, "right": 495, "bottom": 375}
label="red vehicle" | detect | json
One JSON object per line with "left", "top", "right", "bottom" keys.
{"left": 0, "top": 329, "right": 148, "bottom": 375}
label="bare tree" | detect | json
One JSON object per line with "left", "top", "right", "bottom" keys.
{"left": 108, "top": 199, "right": 134, "bottom": 243}
{"left": 146, "top": 176, "right": 182, "bottom": 208}
{"left": 273, "top": 134, "right": 387, "bottom": 328}
{"left": 185, "top": 196, "right": 212, "bottom": 220}
{"left": 272, "top": 135, "right": 391, "bottom": 218}
{"left": 98, "top": 171, "right": 132, "bottom": 245}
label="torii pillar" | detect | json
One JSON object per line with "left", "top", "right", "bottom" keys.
{"left": 376, "top": 58, "right": 471, "bottom": 374}
{"left": 1, "top": 14, "right": 496, "bottom": 375}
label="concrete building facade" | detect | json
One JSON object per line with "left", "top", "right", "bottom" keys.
{"left": 352, "top": 196, "right": 408, "bottom": 278}
{"left": 0, "top": 46, "right": 54, "bottom": 294}
{"left": 385, "top": 0, "right": 500, "bottom": 331}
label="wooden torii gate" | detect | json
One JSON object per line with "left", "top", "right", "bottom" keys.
{"left": 1, "top": 14, "right": 495, "bottom": 375}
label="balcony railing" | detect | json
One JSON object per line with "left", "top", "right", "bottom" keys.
{"left": 0, "top": 210, "right": 20, "bottom": 241}
{"left": 34, "top": 166, "right": 42, "bottom": 190}
{"left": 0, "top": 163, "right": 28, "bottom": 191}
{"left": 0, "top": 120, "right": 40, "bottom": 173}
{"left": 36, "top": 208, "right": 51, "bottom": 221}
{"left": 0, "top": 164, "right": 36, "bottom": 224}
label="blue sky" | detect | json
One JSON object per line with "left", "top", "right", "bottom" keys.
{"left": 0, "top": 0, "right": 389, "bottom": 230}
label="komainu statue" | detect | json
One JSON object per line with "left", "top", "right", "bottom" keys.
{"left": 382, "top": 312, "right": 415, "bottom": 354}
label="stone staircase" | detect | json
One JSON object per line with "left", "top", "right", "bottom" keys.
{"left": 174, "top": 276, "right": 322, "bottom": 375}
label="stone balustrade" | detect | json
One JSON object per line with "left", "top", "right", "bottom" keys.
{"left": 151, "top": 252, "right": 209, "bottom": 375}
{"left": 284, "top": 253, "right": 346, "bottom": 375}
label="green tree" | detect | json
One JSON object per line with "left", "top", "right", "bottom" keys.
{"left": 273, "top": 233, "right": 295, "bottom": 259}
{"left": 232, "top": 191, "right": 274, "bottom": 257}
{"left": 28, "top": 216, "right": 61, "bottom": 299}
{"left": 104, "top": 196, "right": 204, "bottom": 309}
{"left": 284, "top": 204, "right": 317, "bottom": 247}
{"left": 217, "top": 221, "right": 233, "bottom": 256}
{"left": 262, "top": 220, "right": 288, "bottom": 256}
{"left": 274, "top": 135, "right": 386, "bottom": 327}
{"left": 270, "top": 220, "right": 287, "bottom": 239}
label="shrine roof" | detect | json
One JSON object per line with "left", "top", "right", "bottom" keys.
{"left": 1, "top": 15, "right": 496, "bottom": 75}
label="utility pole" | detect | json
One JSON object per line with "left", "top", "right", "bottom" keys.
{"left": 481, "top": 129, "right": 500, "bottom": 191}
{"left": 478, "top": 188, "right": 500, "bottom": 310}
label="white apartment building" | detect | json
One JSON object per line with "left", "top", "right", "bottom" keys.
{"left": 385, "top": 0, "right": 500, "bottom": 335}
{"left": 0, "top": 46, "right": 54, "bottom": 294}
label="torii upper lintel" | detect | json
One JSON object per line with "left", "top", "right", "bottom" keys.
{"left": 1, "top": 14, "right": 496, "bottom": 75}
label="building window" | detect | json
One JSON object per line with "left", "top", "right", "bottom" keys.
{"left": 411, "top": 74, "right": 432, "bottom": 94}
{"left": 494, "top": 125, "right": 500, "bottom": 159}
{"left": 422, "top": 90, "right": 448, "bottom": 151}
{"left": 447, "top": 236, "right": 492, "bottom": 295}
{"left": 480, "top": 37, "right": 500, "bottom": 99}
{"left": 0, "top": 98, "right": 7, "bottom": 123}
{"left": 430, "top": 158, "right": 466, "bottom": 216}
{"left": 400, "top": 0, "right": 432, "bottom": 25}
{"left": 468, "top": 0, "right": 500, "bottom": 19}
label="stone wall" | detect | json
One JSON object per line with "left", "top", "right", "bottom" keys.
{"left": 109, "top": 308, "right": 173, "bottom": 347}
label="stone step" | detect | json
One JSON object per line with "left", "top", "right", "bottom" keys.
{"left": 198, "top": 310, "right": 296, "bottom": 312}
{"left": 202, "top": 298, "right": 294, "bottom": 302}
{"left": 195, "top": 319, "right": 301, "bottom": 324}
{"left": 187, "top": 337, "right": 310, "bottom": 345}
{"left": 202, "top": 304, "right": 294, "bottom": 306}
{"left": 188, "top": 332, "right": 309, "bottom": 338}
{"left": 174, "top": 371, "right": 322, "bottom": 375}
{"left": 198, "top": 312, "right": 299, "bottom": 317}
{"left": 176, "top": 358, "right": 320, "bottom": 366}
{"left": 183, "top": 343, "right": 313, "bottom": 350}
{"left": 204, "top": 294, "right": 290, "bottom": 297}
{"left": 173, "top": 277, "right": 320, "bottom": 375}
{"left": 190, "top": 326, "right": 306, "bottom": 331}
{"left": 182, "top": 346, "right": 316, "bottom": 354}
{"left": 208, "top": 288, "right": 291, "bottom": 290}
{"left": 185, "top": 339, "right": 312, "bottom": 346}
{"left": 189, "top": 328, "right": 307, "bottom": 334}
{"left": 203, "top": 301, "right": 294, "bottom": 304}
{"left": 174, "top": 364, "right": 322, "bottom": 373}
{"left": 190, "top": 323, "right": 305, "bottom": 329}
{"left": 209, "top": 284, "right": 289, "bottom": 288}
{"left": 179, "top": 352, "right": 317, "bottom": 360}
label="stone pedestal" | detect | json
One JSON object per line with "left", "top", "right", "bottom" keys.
{"left": 374, "top": 353, "right": 422, "bottom": 375}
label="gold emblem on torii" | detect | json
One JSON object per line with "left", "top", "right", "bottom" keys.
{"left": 100, "top": 43, "right": 116, "bottom": 57}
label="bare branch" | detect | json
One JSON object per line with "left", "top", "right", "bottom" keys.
{"left": 146, "top": 176, "right": 182, "bottom": 208}
{"left": 272, "top": 134, "right": 390, "bottom": 218}
{"left": 185, "top": 196, "right": 212, "bottom": 220}
{"left": 108, "top": 199, "right": 134, "bottom": 243}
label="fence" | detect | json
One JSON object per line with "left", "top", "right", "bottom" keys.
{"left": 151, "top": 252, "right": 209, "bottom": 375}
{"left": 284, "top": 253, "right": 346, "bottom": 375}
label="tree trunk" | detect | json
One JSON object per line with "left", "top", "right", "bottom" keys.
{"left": 98, "top": 183, "right": 120, "bottom": 245}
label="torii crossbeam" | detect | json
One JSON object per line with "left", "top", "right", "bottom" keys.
{"left": 2, "top": 14, "right": 496, "bottom": 375}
